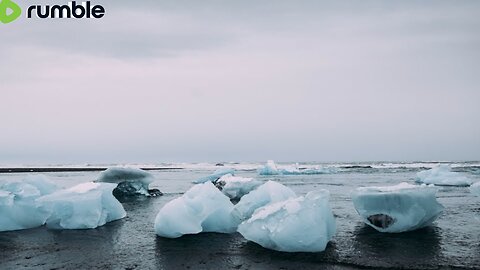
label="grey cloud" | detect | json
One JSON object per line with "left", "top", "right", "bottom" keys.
{"left": 0, "top": 0, "right": 479, "bottom": 163}
{"left": 4, "top": 0, "right": 479, "bottom": 59}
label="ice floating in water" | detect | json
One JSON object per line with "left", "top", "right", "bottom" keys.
{"left": 258, "top": 160, "right": 337, "bottom": 175}
{"left": 238, "top": 190, "right": 336, "bottom": 252}
{"left": 232, "top": 181, "right": 296, "bottom": 221}
{"left": 0, "top": 175, "right": 58, "bottom": 232}
{"left": 155, "top": 182, "right": 237, "bottom": 238}
{"left": 193, "top": 168, "right": 235, "bottom": 184}
{"left": 470, "top": 182, "right": 480, "bottom": 197}
{"left": 97, "top": 167, "right": 161, "bottom": 197}
{"left": 416, "top": 165, "right": 472, "bottom": 186}
{"left": 257, "top": 160, "right": 279, "bottom": 175}
{"left": 352, "top": 182, "right": 444, "bottom": 233}
{"left": 38, "top": 182, "right": 126, "bottom": 229}
{"left": 214, "top": 174, "right": 262, "bottom": 200}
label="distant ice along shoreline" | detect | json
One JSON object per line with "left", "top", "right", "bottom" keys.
{"left": 0, "top": 161, "right": 479, "bottom": 173}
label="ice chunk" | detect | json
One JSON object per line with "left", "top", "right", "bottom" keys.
{"left": 22, "top": 174, "right": 59, "bottom": 195}
{"left": 1, "top": 183, "right": 48, "bottom": 232}
{"left": 0, "top": 190, "right": 13, "bottom": 206}
{"left": 232, "top": 181, "right": 296, "bottom": 221}
{"left": 97, "top": 167, "right": 161, "bottom": 197}
{"left": 416, "top": 165, "right": 472, "bottom": 186}
{"left": 38, "top": 182, "right": 126, "bottom": 229}
{"left": 470, "top": 182, "right": 480, "bottom": 197}
{"left": 1, "top": 174, "right": 59, "bottom": 198}
{"left": 257, "top": 160, "right": 279, "bottom": 175}
{"left": 0, "top": 197, "right": 49, "bottom": 232}
{"left": 214, "top": 174, "right": 262, "bottom": 200}
{"left": 155, "top": 182, "right": 237, "bottom": 238}
{"left": 193, "top": 168, "right": 235, "bottom": 184}
{"left": 0, "top": 175, "right": 59, "bottom": 231}
{"left": 258, "top": 160, "right": 337, "bottom": 175}
{"left": 352, "top": 182, "right": 444, "bottom": 233}
{"left": 0, "top": 175, "right": 58, "bottom": 232}
{"left": 238, "top": 190, "right": 336, "bottom": 252}
{"left": 1, "top": 181, "right": 41, "bottom": 199}
{"left": 1, "top": 176, "right": 126, "bottom": 231}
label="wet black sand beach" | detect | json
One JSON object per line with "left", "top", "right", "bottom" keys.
{"left": 1, "top": 169, "right": 480, "bottom": 269}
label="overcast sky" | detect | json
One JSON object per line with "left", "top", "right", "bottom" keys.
{"left": 0, "top": 0, "right": 479, "bottom": 164}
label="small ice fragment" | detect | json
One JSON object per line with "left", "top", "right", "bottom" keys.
{"left": 193, "top": 168, "right": 235, "bottom": 184}
{"left": 97, "top": 167, "right": 161, "bottom": 197}
{"left": 470, "top": 182, "right": 480, "bottom": 197}
{"left": 257, "top": 160, "right": 280, "bottom": 175}
{"left": 238, "top": 190, "right": 336, "bottom": 252}
{"left": 154, "top": 182, "right": 237, "bottom": 238}
{"left": 232, "top": 181, "right": 296, "bottom": 221}
{"left": 352, "top": 182, "right": 444, "bottom": 233}
{"left": 214, "top": 174, "right": 262, "bottom": 200}
{"left": 415, "top": 165, "right": 472, "bottom": 186}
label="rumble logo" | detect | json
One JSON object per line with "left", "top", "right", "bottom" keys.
{"left": 0, "top": 0, "right": 21, "bottom": 24}
{"left": 0, "top": 1, "right": 105, "bottom": 24}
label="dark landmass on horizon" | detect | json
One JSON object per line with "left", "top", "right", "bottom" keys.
{"left": 0, "top": 167, "right": 184, "bottom": 173}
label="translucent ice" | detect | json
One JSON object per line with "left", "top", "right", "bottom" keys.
{"left": 416, "top": 165, "right": 472, "bottom": 186}
{"left": 232, "top": 181, "right": 296, "bottom": 221}
{"left": 0, "top": 190, "right": 13, "bottom": 205}
{"left": 193, "top": 168, "right": 235, "bottom": 184}
{"left": 352, "top": 182, "right": 444, "bottom": 233}
{"left": 214, "top": 174, "right": 262, "bottom": 200}
{"left": 38, "top": 182, "right": 127, "bottom": 229}
{"left": 97, "top": 167, "right": 160, "bottom": 196}
{"left": 257, "top": 160, "right": 279, "bottom": 175}
{"left": 470, "top": 182, "right": 480, "bottom": 197}
{"left": 238, "top": 190, "right": 336, "bottom": 252}
{"left": 1, "top": 174, "right": 59, "bottom": 198}
{"left": 22, "top": 174, "right": 59, "bottom": 195}
{"left": 0, "top": 175, "right": 58, "bottom": 232}
{"left": 154, "top": 182, "right": 237, "bottom": 238}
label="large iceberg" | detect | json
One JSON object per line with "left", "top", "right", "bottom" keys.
{"left": 258, "top": 160, "right": 337, "bottom": 176}
{"left": 470, "top": 182, "right": 480, "bottom": 197}
{"left": 0, "top": 175, "right": 58, "bottom": 232}
{"left": 232, "top": 180, "right": 296, "bottom": 221}
{"left": 38, "top": 182, "right": 127, "bottom": 229}
{"left": 154, "top": 182, "right": 237, "bottom": 238}
{"left": 415, "top": 165, "right": 473, "bottom": 186}
{"left": 97, "top": 167, "right": 162, "bottom": 197}
{"left": 193, "top": 168, "right": 235, "bottom": 184}
{"left": 238, "top": 190, "right": 336, "bottom": 252}
{"left": 352, "top": 182, "right": 444, "bottom": 233}
{"left": 214, "top": 174, "right": 262, "bottom": 200}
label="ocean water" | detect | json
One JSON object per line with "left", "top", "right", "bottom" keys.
{"left": 1, "top": 162, "right": 480, "bottom": 269}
